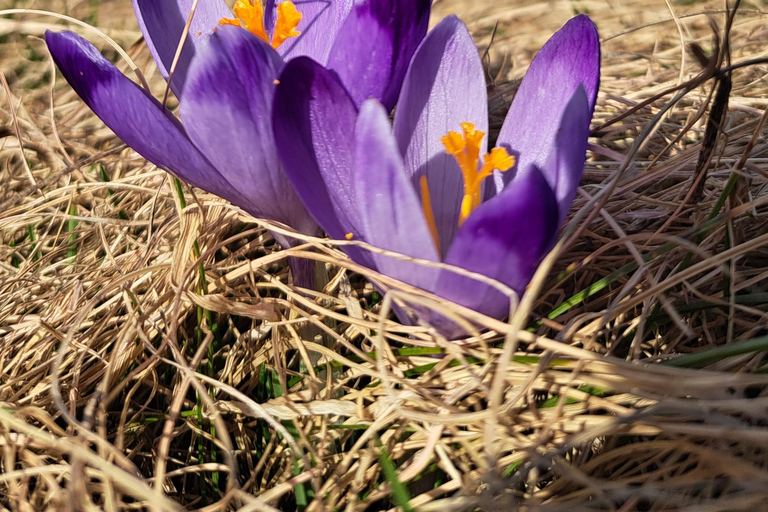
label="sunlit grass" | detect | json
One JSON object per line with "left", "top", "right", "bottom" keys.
{"left": 1, "top": 0, "right": 768, "bottom": 510}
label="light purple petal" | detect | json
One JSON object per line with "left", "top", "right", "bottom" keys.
{"left": 326, "top": 0, "right": 431, "bottom": 110}
{"left": 543, "top": 86, "right": 592, "bottom": 224}
{"left": 267, "top": 0, "right": 356, "bottom": 63}
{"left": 133, "top": 0, "right": 231, "bottom": 98}
{"left": 180, "top": 26, "right": 318, "bottom": 237}
{"left": 435, "top": 167, "right": 559, "bottom": 321}
{"left": 393, "top": 15, "right": 488, "bottom": 256}
{"left": 272, "top": 57, "right": 375, "bottom": 266}
{"left": 45, "top": 30, "right": 243, "bottom": 206}
{"left": 354, "top": 100, "right": 440, "bottom": 290}
{"left": 494, "top": 14, "right": 600, "bottom": 193}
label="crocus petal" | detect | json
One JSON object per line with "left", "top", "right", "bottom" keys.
{"left": 494, "top": 14, "right": 600, "bottom": 194}
{"left": 265, "top": 0, "right": 278, "bottom": 34}
{"left": 271, "top": 231, "right": 317, "bottom": 289}
{"left": 267, "top": 0, "right": 356, "bottom": 63}
{"left": 435, "top": 167, "right": 559, "bottom": 322}
{"left": 180, "top": 26, "right": 318, "bottom": 237}
{"left": 354, "top": 100, "right": 440, "bottom": 290}
{"left": 133, "top": 0, "right": 231, "bottom": 98}
{"left": 46, "top": 30, "right": 242, "bottom": 206}
{"left": 393, "top": 15, "right": 488, "bottom": 255}
{"left": 272, "top": 57, "right": 376, "bottom": 266}
{"left": 544, "top": 86, "right": 592, "bottom": 224}
{"left": 326, "top": 0, "right": 431, "bottom": 110}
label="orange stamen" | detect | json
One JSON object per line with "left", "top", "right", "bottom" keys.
{"left": 219, "top": 0, "right": 301, "bottom": 49}
{"left": 272, "top": 1, "right": 302, "bottom": 49}
{"left": 220, "top": 0, "right": 269, "bottom": 44}
{"left": 440, "top": 123, "right": 515, "bottom": 225}
{"left": 218, "top": 18, "right": 242, "bottom": 28}
{"left": 420, "top": 175, "right": 441, "bottom": 254}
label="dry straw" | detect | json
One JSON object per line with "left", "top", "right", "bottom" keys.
{"left": 2, "top": 0, "right": 768, "bottom": 510}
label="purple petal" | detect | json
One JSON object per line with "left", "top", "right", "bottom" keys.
{"left": 272, "top": 57, "right": 375, "bottom": 266}
{"left": 271, "top": 231, "right": 317, "bottom": 289}
{"left": 265, "top": 0, "right": 278, "bottom": 33}
{"left": 435, "top": 167, "right": 559, "bottom": 321}
{"left": 326, "top": 0, "right": 431, "bottom": 110}
{"left": 393, "top": 15, "right": 488, "bottom": 256}
{"left": 267, "top": 0, "right": 356, "bottom": 63}
{"left": 45, "top": 30, "right": 243, "bottom": 206}
{"left": 494, "top": 14, "right": 600, "bottom": 193}
{"left": 354, "top": 100, "right": 440, "bottom": 289}
{"left": 180, "top": 26, "right": 318, "bottom": 236}
{"left": 543, "top": 86, "right": 592, "bottom": 224}
{"left": 133, "top": 0, "right": 231, "bottom": 98}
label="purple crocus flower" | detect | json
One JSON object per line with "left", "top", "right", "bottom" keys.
{"left": 272, "top": 15, "right": 600, "bottom": 336}
{"left": 131, "top": 0, "right": 431, "bottom": 109}
{"left": 44, "top": 0, "right": 431, "bottom": 286}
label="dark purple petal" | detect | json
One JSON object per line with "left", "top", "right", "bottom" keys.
{"left": 393, "top": 15, "right": 488, "bottom": 256}
{"left": 435, "top": 167, "right": 559, "bottom": 321}
{"left": 354, "top": 100, "right": 440, "bottom": 289}
{"left": 326, "top": 0, "right": 430, "bottom": 110}
{"left": 133, "top": 0, "right": 231, "bottom": 98}
{"left": 272, "top": 57, "right": 375, "bottom": 266}
{"left": 267, "top": 0, "right": 356, "bottom": 63}
{"left": 271, "top": 231, "right": 316, "bottom": 289}
{"left": 45, "top": 30, "right": 243, "bottom": 206}
{"left": 494, "top": 14, "right": 600, "bottom": 193}
{"left": 180, "top": 26, "right": 318, "bottom": 236}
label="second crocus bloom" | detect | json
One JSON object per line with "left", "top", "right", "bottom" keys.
{"left": 132, "top": 0, "right": 431, "bottom": 109}
{"left": 272, "top": 15, "right": 601, "bottom": 336}
{"left": 46, "top": 0, "right": 431, "bottom": 286}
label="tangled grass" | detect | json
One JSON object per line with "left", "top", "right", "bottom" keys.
{"left": 1, "top": 0, "right": 768, "bottom": 510}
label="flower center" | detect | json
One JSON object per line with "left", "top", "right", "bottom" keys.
{"left": 220, "top": 0, "right": 302, "bottom": 49}
{"left": 442, "top": 123, "right": 516, "bottom": 225}
{"left": 419, "top": 123, "right": 515, "bottom": 251}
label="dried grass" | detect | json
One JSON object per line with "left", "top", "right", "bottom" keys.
{"left": 2, "top": 0, "right": 768, "bottom": 510}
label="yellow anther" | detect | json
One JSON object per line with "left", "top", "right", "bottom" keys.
{"left": 220, "top": 0, "right": 270, "bottom": 44}
{"left": 476, "top": 148, "right": 516, "bottom": 189}
{"left": 420, "top": 175, "right": 441, "bottom": 254}
{"left": 219, "top": 18, "right": 242, "bottom": 28}
{"left": 440, "top": 122, "right": 515, "bottom": 225}
{"left": 219, "top": 0, "right": 301, "bottom": 49}
{"left": 345, "top": 233, "right": 354, "bottom": 240}
{"left": 461, "top": 122, "right": 485, "bottom": 152}
{"left": 272, "top": 1, "right": 302, "bottom": 49}
{"left": 441, "top": 131, "right": 467, "bottom": 156}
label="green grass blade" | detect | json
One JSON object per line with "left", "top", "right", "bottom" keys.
{"left": 67, "top": 203, "right": 78, "bottom": 262}
{"left": 377, "top": 443, "right": 413, "bottom": 512}
{"left": 294, "top": 460, "right": 308, "bottom": 511}
{"left": 661, "top": 335, "right": 768, "bottom": 368}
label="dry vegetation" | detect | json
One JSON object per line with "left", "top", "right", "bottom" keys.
{"left": 2, "top": 0, "right": 768, "bottom": 510}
